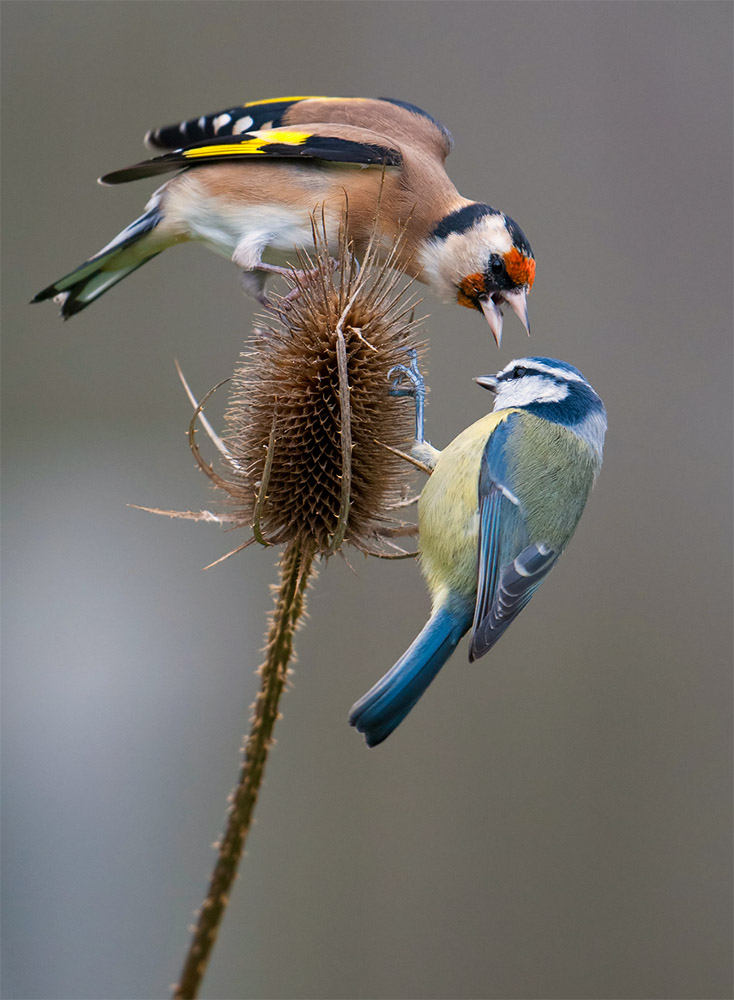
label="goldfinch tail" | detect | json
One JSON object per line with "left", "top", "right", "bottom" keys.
{"left": 349, "top": 603, "right": 472, "bottom": 747}
{"left": 32, "top": 204, "right": 163, "bottom": 319}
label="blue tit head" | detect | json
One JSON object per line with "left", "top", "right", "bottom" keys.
{"left": 475, "top": 356, "right": 607, "bottom": 463}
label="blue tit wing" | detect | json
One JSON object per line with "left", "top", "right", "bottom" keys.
{"left": 469, "top": 414, "right": 559, "bottom": 661}
{"left": 470, "top": 540, "right": 558, "bottom": 661}
{"left": 145, "top": 96, "right": 453, "bottom": 159}
{"left": 101, "top": 127, "right": 403, "bottom": 185}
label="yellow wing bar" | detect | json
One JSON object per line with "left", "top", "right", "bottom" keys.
{"left": 242, "top": 95, "right": 333, "bottom": 107}
{"left": 181, "top": 131, "right": 311, "bottom": 159}
{"left": 101, "top": 130, "right": 402, "bottom": 184}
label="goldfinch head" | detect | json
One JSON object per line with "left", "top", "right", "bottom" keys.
{"left": 421, "top": 204, "right": 535, "bottom": 346}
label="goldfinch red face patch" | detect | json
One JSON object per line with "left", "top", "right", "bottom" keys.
{"left": 504, "top": 247, "right": 536, "bottom": 289}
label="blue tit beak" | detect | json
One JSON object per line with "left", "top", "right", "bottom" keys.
{"left": 473, "top": 374, "right": 498, "bottom": 394}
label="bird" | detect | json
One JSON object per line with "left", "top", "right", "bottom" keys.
{"left": 32, "top": 96, "right": 534, "bottom": 345}
{"left": 349, "top": 353, "right": 606, "bottom": 747}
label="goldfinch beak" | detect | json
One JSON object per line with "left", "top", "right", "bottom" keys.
{"left": 473, "top": 374, "right": 498, "bottom": 393}
{"left": 479, "top": 296, "right": 504, "bottom": 347}
{"left": 501, "top": 286, "right": 531, "bottom": 336}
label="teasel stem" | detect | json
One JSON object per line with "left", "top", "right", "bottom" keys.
{"left": 173, "top": 537, "right": 316, "bottom": 999}
{"left": 327, "top": 325, "right": 352, "bottom": 554}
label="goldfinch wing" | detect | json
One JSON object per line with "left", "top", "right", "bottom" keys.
{"left": 145, "top": 96, "right": 331, "bottom": 150}
{"left": 469, "top": 416, "right": 559, "bottom": 661}
{"left": 101, "top": 124, "right": 402, "bottom": 185}
{"left": 145, "top": 96, "right": 453, "bottom": 161}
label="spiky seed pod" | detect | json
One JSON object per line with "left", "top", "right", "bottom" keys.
{"left": 216, "top": 221, "right": 423, "bottom": 557}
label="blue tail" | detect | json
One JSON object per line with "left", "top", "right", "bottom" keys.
{"left": 349, "top": 603, "right": 472, "bottom": 747}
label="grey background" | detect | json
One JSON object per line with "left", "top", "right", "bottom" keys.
{"left": 2, "top": 2, "right": 732, "bottom": 998}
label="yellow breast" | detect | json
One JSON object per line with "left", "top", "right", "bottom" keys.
{"left": 418, "top": 409, "right": 516, "bottom": 607}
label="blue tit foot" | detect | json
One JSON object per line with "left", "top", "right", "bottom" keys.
{"left": 387, "top": 350, "right": 425, "bottom": 443}
{"left": 388, "top": 349, "right": 423, "bottom": 396}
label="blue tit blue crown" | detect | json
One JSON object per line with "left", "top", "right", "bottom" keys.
{"left": 476, "top": 356, "right": 607, "bottom": 462}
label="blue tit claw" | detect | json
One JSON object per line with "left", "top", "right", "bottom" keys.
{"left": 387, "top": 350, "right": 425, "bottom": 442}
{"left": 387, "top": 349, "right": 422, "bottom": 395}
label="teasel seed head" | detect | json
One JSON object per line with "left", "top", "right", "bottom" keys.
{"left": 195, "top": 217, "right": 424, "bottom": 559}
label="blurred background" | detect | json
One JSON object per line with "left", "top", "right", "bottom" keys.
{"left": 2, "top": 3, "right": 732, "bottom": 998}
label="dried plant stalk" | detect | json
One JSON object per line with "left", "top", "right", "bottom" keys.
{"left": 174, "top": 538, "right": 315, "bottom": 1000}
{"left": 168, "top": 214, "right": 423, "bottom": 998}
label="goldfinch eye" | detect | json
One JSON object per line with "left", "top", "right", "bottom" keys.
{"left": 489, "top": 256, "right": 505, "bottom": 276}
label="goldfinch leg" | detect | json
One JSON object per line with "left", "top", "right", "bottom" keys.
{"left": 253, "top": 262, "right": 294, "bottom": 280}
{"left": 233, "top": 239, "right": 279, "bottom": 309}
{"left": 256, "top": 260, "right": 340, "bottom": 304}
{"left": 240, "top": 269, "right": 274, "bottom": 309}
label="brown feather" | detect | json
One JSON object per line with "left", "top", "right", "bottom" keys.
{"left": 281, "top": 98, "right": 453, "bottom": 161}
{"left": 166, "top": 135, "right": 467, "bottom": 282}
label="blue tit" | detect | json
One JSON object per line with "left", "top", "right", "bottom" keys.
{"left": 32, "top": 96, "right": 533, "bottom": 343}
{"left": 350, "top": 354, "right": 606, "bottom": 747}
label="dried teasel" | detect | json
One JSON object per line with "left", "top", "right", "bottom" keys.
{"left": 188, "top": 215, "right": 425, "bottom": 561}
{"left": 161, "top": 212, "right": 428, "bottom": 1000}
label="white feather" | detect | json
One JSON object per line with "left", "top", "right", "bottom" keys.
{"left": 418, "top": 214, "right": 513, "bottom": 300}
{"left": 492, "top": 374, "right": 570, "bottom": 409}
{"left": 499, "top": 358, "right": 587, "bottom": 384}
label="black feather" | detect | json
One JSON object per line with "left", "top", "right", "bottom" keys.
{"left": 101, "top": 133, "right": 402, "bottom": 185}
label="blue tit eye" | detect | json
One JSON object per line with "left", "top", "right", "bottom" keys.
{"left": 509, "top": 366, "right": 528, "bottom": 379}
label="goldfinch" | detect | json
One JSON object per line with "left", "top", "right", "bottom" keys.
{"left": 33, "top": 96, "right": 535, "bottom": 344}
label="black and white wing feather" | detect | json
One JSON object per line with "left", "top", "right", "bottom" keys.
{"left": 144, "top": 95, "right": 453, "bottom": 158}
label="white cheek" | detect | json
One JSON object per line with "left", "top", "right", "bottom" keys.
{"left": 417, "top": 214, "right": 514, "bottom": 294}
{"left": 493, "top": 376, "right": 569, "bottom": 408}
